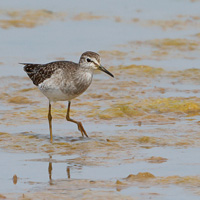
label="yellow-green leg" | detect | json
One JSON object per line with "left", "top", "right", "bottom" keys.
{"left": 66, "top": 101, "right": 88, "bottom": 137}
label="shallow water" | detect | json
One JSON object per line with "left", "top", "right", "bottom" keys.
{"left": 0, "top": 0, "right": 200, "bottom": 199}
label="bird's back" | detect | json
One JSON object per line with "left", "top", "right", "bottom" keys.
{"left": 22, "top": 61, "right": 78, "bottom": 86}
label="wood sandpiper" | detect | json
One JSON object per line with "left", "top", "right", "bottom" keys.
{"left": 22, "top": 51, "right": 114, "bottom": 142}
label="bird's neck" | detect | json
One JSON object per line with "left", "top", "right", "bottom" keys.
{"left": 74, "top": 67, "right": 93, "bottom": 88}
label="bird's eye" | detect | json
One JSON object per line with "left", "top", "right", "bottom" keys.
{"left": 87, "top": 58, "right": 91, "bottom": 62}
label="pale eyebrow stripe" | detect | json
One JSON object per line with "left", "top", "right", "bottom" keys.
{"left": 91, "top": 60, "right": 100, "bottom": 67}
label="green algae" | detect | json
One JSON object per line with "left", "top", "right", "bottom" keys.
{"left": 146, "top": 156, "right": 168, "bottom": 163}
{"left": 98, "top": 105, "right": 144, "bottom": 120}
{"left": 136, "top": 136, "right": 158, "bottom": 144}
{"left": 0, "top": 9, "right": 66, "bottom": 29}
{"left": 92, "top": 97, "right": 200, "bottom": 120}
{"left": 156, "top": 175, "right": 200, "bottom": 187}
{"left": 18, "top": 88, "right": 37, "bottom": 93}
{"left": 169, "top": 68, "right": 200, "bottom": 83}
{"left": 150, "top": 38, "right": 199, "bottom": 51}
{"left": 4, "top": 173, "right": 200, "bottom": 199}
{"left": 0, "top": 130, "right": 197, "bottom": 158}
{"left": 7, "top": 96, "right": 36, "bottom": 104}
{"left": 148, "top": 19, "right": 199, "bottom": 30}
{"left": 72, "top": 12, "right": 106, "bottom": 21}
{"left": 125, "top": 172, "right": 156, "bottom": 181}
{"left": 18, "top": 107, "right": 71, "bottom": 120}
{"left": 144, "top": 98, "right": 200, "bottom": 114}
{"left": 119, "top": 64, "right": 164, "bottom": 77}
{"left": 99, "top": 50, "right": 128, "bottom": 60}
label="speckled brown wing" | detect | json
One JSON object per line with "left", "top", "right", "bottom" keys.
{"left": 22, "top": 61, "right": 68, "bottom": 86}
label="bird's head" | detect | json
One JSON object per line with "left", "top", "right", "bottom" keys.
{"left": 79, "top": 51, "right": 114, "bottom": 78}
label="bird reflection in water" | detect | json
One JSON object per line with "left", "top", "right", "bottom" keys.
{"left": 48, "top": 155, "right": 71, "bottom": 184}
{"left": 67, "top": 166, "right": 70, "bottom": 179}
{"left": 48, "top": 156, "right": 53, "bottom": 184}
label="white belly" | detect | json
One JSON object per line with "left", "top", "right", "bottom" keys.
{"left": 38, "top": 69, "right": 92, "bottom": 102}
{"left": 39, "top": 86, "right": 73, "bottom": 102}
{"left": 38, "top": 70, "right": 76, "bottom": 102}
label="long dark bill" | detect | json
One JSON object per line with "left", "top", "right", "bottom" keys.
{"left": 99, "top": 65, "right": 114, "bottom": 78}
